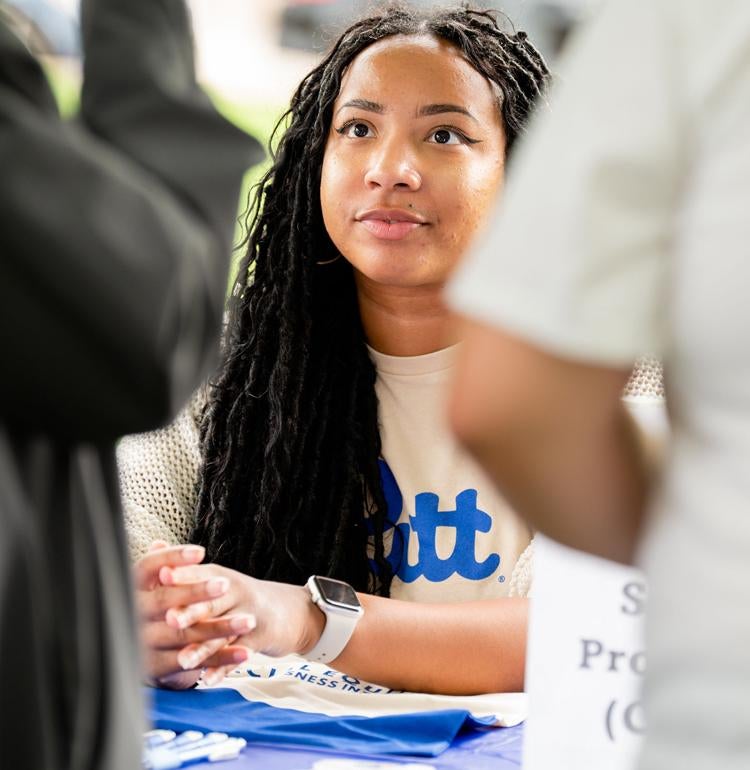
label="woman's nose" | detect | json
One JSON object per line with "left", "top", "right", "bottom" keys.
{"left": 363, "top": 142, "right": 422, "bottom": 191}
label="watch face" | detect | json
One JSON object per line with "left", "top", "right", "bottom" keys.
{"left": 314, "top": 577, "right": 361, "bottom": 612}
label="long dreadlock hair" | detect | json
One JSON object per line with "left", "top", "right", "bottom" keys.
{"left": 193, "top": 4, "right": 550, "bottom": 596}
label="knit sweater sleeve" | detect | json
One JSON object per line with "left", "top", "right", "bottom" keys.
{"left": 118, "top": 387, "right": 207, "bottom": 562}
{"left": 506, "top": 356, "right": 665, "bottom": 598}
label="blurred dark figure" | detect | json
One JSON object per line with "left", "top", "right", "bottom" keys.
{"left": 0, "top": 0, "right": 260, "bottom": 767}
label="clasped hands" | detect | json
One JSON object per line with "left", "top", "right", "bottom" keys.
{"left": 135, "top": 542, "right": 325, "bottom": 689}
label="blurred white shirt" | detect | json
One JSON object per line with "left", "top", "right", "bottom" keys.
{"left": 448, "top": 1, "right": 750, "bottom": 768}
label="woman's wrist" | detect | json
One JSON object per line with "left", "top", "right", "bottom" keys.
{"left": 298, "top": 586, "right": 327, "bottom": 655}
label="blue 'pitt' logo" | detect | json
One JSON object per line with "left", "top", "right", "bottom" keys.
{"left": 377, "top": 460, "right": 501, "bottom": 583}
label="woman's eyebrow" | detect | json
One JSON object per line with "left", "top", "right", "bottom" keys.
{"left": 418, "top": 103, "right": 478, "bottom": 122}
{"left": 334, "top": 100, "right": 478, "bottom": 123}
{"left": 336, "top": 99, "right": 383, "bottom": 116}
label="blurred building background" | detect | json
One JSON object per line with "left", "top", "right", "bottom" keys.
{"left": 1, "top": 0, "right": 600, "bottom": 257}
{"left": 2, "top": 0, "right": 602, "bottom": 104}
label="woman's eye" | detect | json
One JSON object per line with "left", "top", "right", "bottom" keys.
{"left": 428, "top": 128, "right": 479, "bottom": 145}
{"left": 429, "top": 128, "right": 461, "bottom": 145}
{"left": 345, "top": 122, "right": 372, "bottom": 138}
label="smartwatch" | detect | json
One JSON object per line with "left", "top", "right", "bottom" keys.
{"left": 304, "top": 576, "right": 364, "bottom": 663}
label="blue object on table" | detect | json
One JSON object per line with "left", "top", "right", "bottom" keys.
{"left": 150, "top": 687, "right": 498, "bottom": 758}
{"left": 145, "top": 730, "right": 177, "bottom": 748}
{"left": 143, "top": 730, "right": 247, "bottom": 769}
{"left": 163, "top": 724, "right": 525, "bottom": 770}
{"left": 168, "top": 731, "right": 205, "bottom": 749}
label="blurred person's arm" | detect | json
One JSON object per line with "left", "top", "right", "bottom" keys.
{"left": 449, "top": 322, "right": 648, "bottom": 564}
{"left": 0, "top": 1, "right": 261, "bottom": 441}
{"left": 444, "top": 0, "right": 682, "bottom": 563}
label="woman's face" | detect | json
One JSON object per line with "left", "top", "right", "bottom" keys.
{"left": 320, "top": 34, "right": 506, "bottom": 290}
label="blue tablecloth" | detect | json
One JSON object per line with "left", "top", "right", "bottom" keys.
{"left": 150, "top": 687, "right": 524, "bottom": 768}
{"left": 157, "top": 722, "right": 524, "bottom": 769}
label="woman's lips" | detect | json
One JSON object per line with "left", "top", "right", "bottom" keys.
{"left": 358, "top": 219, "right": 423, "bottom": 240}
{"left": 356, "top": 208, "right": 427, "bottom": 241}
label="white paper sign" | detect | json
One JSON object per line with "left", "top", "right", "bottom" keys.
{"left": 523, "top": 535, "right": 646, "bottom": 770}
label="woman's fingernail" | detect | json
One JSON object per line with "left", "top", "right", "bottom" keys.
{"left": 182, "top": 545, "right": 205, "bottom": 562}
{"left": 159, "top": 566, "right": 173, "bottom": 585}
{"left": 232, "top": 648, "right": 250, "bottom": 663}
{"left": 178, "top": 650, "right": 201, "bottom": 670}
{"left": 230, "top": 615, "right": 256, "bottom": 634}
{"left": 167, "top": 610, "right": 189, "bottom": 629}
{"left": 203, "top": 668, "right": 224, "bottom": 687}
{"left": 206, "top": 577, "right": 229, "bottom": 597}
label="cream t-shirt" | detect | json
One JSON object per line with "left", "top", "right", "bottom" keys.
{"left": 370, "top": 345, "right": 532, "bottom": 603}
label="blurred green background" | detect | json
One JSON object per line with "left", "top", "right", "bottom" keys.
{"left": 43, "top": 60, "right": 283, "bottom": 285}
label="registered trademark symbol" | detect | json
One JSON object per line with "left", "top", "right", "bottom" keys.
{"left": 498, "top": 575, "right": 506, "bottom": 583}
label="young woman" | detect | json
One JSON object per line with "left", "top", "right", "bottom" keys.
{"left": 122, "top": 4, "right": 658, "bottom": 694}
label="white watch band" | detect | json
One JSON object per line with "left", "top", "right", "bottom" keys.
{"left": 304, "top": 576, "right": 363, "bottom": 664}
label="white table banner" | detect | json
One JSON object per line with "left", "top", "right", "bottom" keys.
{"left": 523, "top": 534, "right": 646, "bottom": 770}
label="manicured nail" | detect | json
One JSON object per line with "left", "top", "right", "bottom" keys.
{"left": 166, "top": 609, "right": 189, "bottom": 629}
{"left": 232, "top": 648, "right": 250, "bottom": 663}
{"left": 202, "top": 668, "right": 225, "bottom": 687}
{"left": 206, "top": 577, "right": 229, "bottom": 597}
{"left": 182, "top": 545, "right": 204, "bottom": 562}
{"left": 230, "top": 615, "right": 256, "bottom": 634}
{"left": 178, "top": 650, "right": 201, "bottom": 670}
{"left": 159, "top": 566, "right": 173, "bottom": 585}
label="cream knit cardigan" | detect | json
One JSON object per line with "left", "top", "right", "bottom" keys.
{"left": 118, "top": 358, "right": 665, "bottom": 598}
